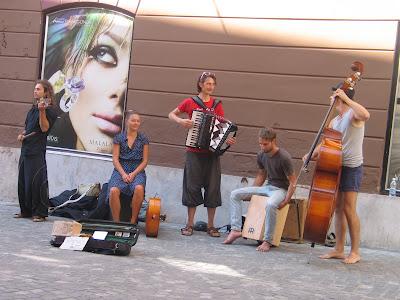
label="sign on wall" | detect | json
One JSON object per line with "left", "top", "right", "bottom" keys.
{"left": 41, "top": 7, "right": 134, "bottom": 155}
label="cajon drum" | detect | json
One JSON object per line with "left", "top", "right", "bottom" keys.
{"left": 242, "top": 195, "right": 289, "bottom": 246}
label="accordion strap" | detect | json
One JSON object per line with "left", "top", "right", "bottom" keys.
{"left": 191, "top": 96, "right": 221, "bottom": 111}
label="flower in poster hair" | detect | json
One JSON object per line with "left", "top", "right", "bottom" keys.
{"left": 49, "top": 71, "right": 85, "bottom": 112}
{"left": 65, "top": 76, "right": 85, "bottom": 93}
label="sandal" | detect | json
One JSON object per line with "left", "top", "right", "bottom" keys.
{"left": 180, "top": 225, "right": 194, "bottom": 236}
{"left": 207, "top": 227, "right": 221, "bottom": 238}
{"left": 13, "top": 213, "right": 31, "bottom": 219}
{"left": 32, "top": 216, "right": 46, "bottom": 222}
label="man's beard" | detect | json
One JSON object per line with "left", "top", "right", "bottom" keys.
{"left": 264, "top": 148, "right": 272, "bottom": 153}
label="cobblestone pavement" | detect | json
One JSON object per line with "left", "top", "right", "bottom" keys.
{"left": 1, "top": 202, "right": 400, "bottom": 300}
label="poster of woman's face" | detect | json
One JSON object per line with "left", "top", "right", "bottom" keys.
{"left": 42, "top": 7, "right": 133, "bottom": 155}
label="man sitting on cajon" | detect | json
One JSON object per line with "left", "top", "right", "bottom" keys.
{"left": 223, "top": 128, "right": 297, "bottom": 252}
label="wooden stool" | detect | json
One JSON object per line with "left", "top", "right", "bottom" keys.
{"left": 242, "top": 195, "right": 289, "bottom": 246}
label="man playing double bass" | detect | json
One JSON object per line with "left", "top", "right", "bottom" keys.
{"left": 303, "top": 88, "right": 370, "bottom": 264}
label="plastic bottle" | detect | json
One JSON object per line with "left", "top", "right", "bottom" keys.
{"left": 389, "top": 177, "right": 397, "bottom": 197}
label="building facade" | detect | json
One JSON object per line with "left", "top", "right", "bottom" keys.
{"left": 1, "top": 0, "right": 400, "bottom": 248}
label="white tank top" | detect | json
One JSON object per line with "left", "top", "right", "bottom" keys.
{"left": 331, "top": 109, "right": 364, "bottom": 167}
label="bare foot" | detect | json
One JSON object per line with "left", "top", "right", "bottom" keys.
{"left": 256, "top": 241, "right": 271, "bottom": 252}
{"left": 223, "top": 230, "right": 242, "bottom": 244}
{"left": 319, "top": 249, "right": 345, "bottom": 259}
{"left": 343, "top": 253, "right": 361, "bottom": 264}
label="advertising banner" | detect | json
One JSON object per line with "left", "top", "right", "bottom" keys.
{"left": 41, "top": 7, "right": 134, "bottom": 155}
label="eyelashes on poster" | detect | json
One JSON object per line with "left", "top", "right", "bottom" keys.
{"left": 42, "top": 7, "right": 133, "bottom": 156}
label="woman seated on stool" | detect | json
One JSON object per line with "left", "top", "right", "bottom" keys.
{"left": 107, "top": 110, "right": 149, "bottom": 223}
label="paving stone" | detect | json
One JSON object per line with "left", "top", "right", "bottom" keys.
{"left": 1, "top": 202, "right": 400, "bottom": 299}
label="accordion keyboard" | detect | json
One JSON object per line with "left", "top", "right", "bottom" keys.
{"left": 185, "top": 110, "right": 214, "bottom": 149}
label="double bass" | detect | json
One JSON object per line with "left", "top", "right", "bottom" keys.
{"left": 302, "top": 62, "right": 364, "bottom": 245}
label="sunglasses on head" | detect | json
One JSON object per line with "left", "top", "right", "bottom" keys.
{"left": 200, "top": 71, "right": 216, "bottom": 80}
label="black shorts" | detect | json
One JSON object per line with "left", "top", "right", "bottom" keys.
{"left": 182, "top": 151, "right": 222, "bottom": 208}
{"left": 339, "top": 165, "right": 363, "bottom": 192}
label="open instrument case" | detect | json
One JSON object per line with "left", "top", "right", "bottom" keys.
{"left": 51, "top": 219, "right": 140, "bottom": 256}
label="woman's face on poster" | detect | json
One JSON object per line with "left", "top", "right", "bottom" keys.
{"left": 68, "top": 17, "right": 132, "bottom": 153}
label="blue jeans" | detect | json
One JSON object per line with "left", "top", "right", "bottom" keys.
{"left": 229, "top": 185, "right": 287, "bottom": 243}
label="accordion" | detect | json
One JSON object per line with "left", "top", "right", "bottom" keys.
{"left": 185, "top": 109, "right": 238, "bottom": 155}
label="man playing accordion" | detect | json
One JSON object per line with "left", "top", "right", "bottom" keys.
{"left": 168, "top": 72, "right": 236, "bottom": 237}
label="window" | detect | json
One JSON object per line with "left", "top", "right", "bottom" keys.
{"left": 383, "top": 22, "right": 400, "bottom": 192}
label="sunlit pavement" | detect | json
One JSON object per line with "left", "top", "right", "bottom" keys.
{"left": 1, "top": 201, "right": 399, "bottom": 300}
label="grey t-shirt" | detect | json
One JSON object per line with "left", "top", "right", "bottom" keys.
{"left": 257, "top": 148, "right": 294, "bottom": 190}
